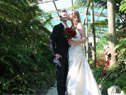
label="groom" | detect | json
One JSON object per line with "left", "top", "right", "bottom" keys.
{"left": 49, "top": 9, "right": 69, "bottom": 95}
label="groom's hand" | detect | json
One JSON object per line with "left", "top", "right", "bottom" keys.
{"left": 55, "top": 54, "right": 62, "bottom": 59}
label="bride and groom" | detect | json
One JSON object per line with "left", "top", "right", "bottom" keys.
{"left": 49, "top": 9, "right": 101, "bottom": 95}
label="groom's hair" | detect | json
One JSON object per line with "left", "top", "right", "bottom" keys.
{"left": 59, "top": 9, "right": 67, "bottom": 18}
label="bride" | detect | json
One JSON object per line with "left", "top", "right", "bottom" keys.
{"left": 66, "top": 9, "right": 102, "bottom": 95}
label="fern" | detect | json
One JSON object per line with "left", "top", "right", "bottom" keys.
{"left": 120, "top": 0, "right": 126, "bottom": 13}
{"left": 115, "top": 38, "right": 126, "bottom": 49}
{"left": 0, "top": 0, "right": 54, "bottom": 94}
{"left": 92, "top": 21, "right": 108, "bottom": 28}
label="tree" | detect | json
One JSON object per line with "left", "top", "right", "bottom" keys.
{"left": 107, "top": 0, "right": 116, "bottom": 66}
{"left": 90, "top": 1, "right": 96, "bottom": 68}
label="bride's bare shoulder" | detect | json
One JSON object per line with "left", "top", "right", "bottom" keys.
{"left": 77, "top": 23, "right": 84, "bottom": 31}
{"left": 77, "top": 23, "right": 83, "bottom": 27}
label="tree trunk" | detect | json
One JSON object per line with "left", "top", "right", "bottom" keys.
{"left": 107, "top": 0, "right": 116, "bottom": 66}
{"left": 91, "top": 2, "right": 96, "bottom": 68}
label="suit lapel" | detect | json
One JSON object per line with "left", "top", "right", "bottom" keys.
{"left": 59, "top": 23, "right": 65, "bottom": 36}
{"left": 59, "top": 23, "right": 67, "bottom": 40}
{"left": 59, "top": 23, "right": 64, "bottom": 29}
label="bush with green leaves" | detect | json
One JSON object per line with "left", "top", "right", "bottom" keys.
{"left": 93, "top": 66, "right": 104, "bottom": 84}
{"left": 93, "top": 62, "right": 126, "bottom": 94}
{"left": 115, "top": 32, "right": 126, "bottom": 62}
{"left": 102, "top": 61, "right": 126, "bottom": 93}
{"left": 120, "top": 0, "right": 126, "bottom": 13}
{"left": 0, "top": 0, "right": 55, "bottom": 94}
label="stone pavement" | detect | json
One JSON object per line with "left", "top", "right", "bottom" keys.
{"left": 45, "top": 83, "right": 58, "bottom": 95}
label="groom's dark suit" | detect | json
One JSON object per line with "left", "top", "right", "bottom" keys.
{"left": 49, "top": 22, "right": 69, "bottom": 95}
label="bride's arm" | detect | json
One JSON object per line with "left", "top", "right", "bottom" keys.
{"left": 68, "top": 23, "right": 86, "bottom": 45}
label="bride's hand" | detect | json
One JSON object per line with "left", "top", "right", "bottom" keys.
{"left": 68, "top": 39, "right": 75, "bottom": 45}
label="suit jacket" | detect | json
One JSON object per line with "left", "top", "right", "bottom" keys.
{"left": 49, "top": 23, "right": 69, "bottom": 64}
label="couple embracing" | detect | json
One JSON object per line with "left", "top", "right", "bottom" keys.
{"left": 49, "top": 9, "right": 102, "bottom": 95}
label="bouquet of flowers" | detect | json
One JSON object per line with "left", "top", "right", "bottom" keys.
{"left": 63, "top": 27, "right": 76, "bottom": 40}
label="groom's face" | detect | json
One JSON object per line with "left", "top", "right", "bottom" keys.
{"left": 60, "top": 12, "right": 68, "bottom": 21}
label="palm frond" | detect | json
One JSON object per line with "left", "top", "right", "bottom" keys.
{"left": 120, "top": 0, "right": 126, "bottom": 13}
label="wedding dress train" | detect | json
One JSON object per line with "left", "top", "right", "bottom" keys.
{"left": 66, "top": 30, "right": 101, "bottom": 95}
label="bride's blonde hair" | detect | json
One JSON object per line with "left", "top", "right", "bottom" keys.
{"left": 71, "top": 9, "right": 81, "bottom": 29}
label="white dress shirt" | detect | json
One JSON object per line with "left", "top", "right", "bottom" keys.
{"left": 61, "top": 21, "right": 67, "bottom": 29}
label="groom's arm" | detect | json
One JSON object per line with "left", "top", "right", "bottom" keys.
{"left": 49, "top": 26, "right": 58, "bottom": 56}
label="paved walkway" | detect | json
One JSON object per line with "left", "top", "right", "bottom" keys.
{"left": 45, "top": 83, "right": 103, "bottom": 95}
{"left": 45, "top": 83, "right": 58, "bottom": 95}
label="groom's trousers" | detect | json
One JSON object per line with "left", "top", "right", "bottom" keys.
{"left": 55, "top": 57, "right": 68, "bottom": 95}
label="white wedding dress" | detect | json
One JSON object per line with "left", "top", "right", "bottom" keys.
{"left": 66, "top": 29, "right": 102, "bottom": 95}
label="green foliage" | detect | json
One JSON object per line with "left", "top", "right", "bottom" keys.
{"left": 87, "top": 21, "right": 108, "bottom": 35}
{"left": 93, "top": 66, "right": 104, "bottom": 84}
{"left": 96, "top": 33, "right": 109, "bottom": 50}
{"left": 91, "top": 21, "right": 108, "bottom": 29}
{"left": 94, "top": 62, "right": 126, "bottom": 94}
{"left": 94, "top": 24, "right": 126, "bottom": 95}
{"left": 120, "top": 0, "right": 126, "bottom": 13}
{"left": 74, "top": 0, "right": 88, "bottom": 8}
{"left": 96, "top": 50, "right": 105, "bottom": 58}
{"left": 97, "top": 31, "right": 126, "bottom": 93}
{"left": 0, "top": 0, "right": 55, "bottom": 94}
{"left": 75, "top": 0, "right": 125, "bottom": 33}
{"left": 74, "top": 0, "right": 103, "bottom": 8}
{"left": 115, "top": 38, "right": 126, "bottom": 61}
{"left": 102, "top": 62, "right": 126, "bottom": 93}
{"left": 89, "top": 58, "right": 93, "bottom": 64}
{"left": 94, "top": 29, "right": 126, "bottom": 93}
{"left": 115, "top": 30, "right": 126, "bottom": 61}
{"left": 115, "top": 38, "right": 126, "bottom": 49}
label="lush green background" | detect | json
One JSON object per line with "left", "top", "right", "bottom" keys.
{"left": 0, "top": 0, "right": 126, "bottom": 95}
{"left": 93, "top": 0, "right": 126, "bottom": 94}
{"left": 0, "top": 0, "right": 55, "bottom": 94}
